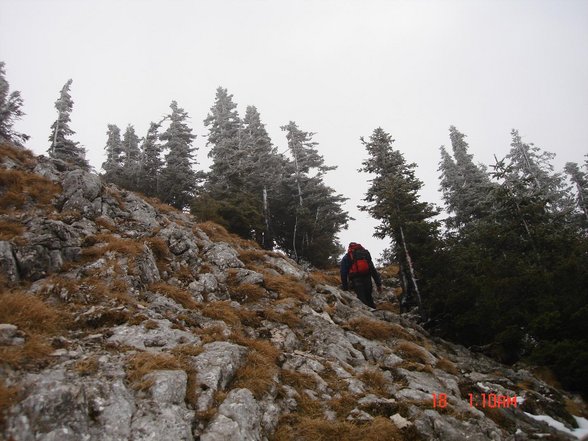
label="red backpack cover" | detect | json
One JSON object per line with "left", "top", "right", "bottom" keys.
{"left": 348, "top": 243, "right": 370, "bottom": 276}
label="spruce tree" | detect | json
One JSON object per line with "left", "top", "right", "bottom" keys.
{"left": 240, "top": 106, "right": 285, "bottom": 248}
{"left": 101, "top": 124, "right": 123, "bottom": 184}
{"left": 0, "top": 61, "right": 29, "bottom": 145}
{"left": 159, "top": 101, "right": 198, "bottom": 210}
{"left": 121, "top": 124, "right": 141, "bottom": 191}
{"left": 564, "top": 161, "right": 588, "bottom": 225}
{"left": 275, "top": 121, "right": 348, "bottom": 266}
{"left": 359, "top": 127, "right": 439, "bottom": 315}
{"left": 137, "top": 122, "right": 163, "bottom": 197}
{"left": 204, "top": 87, "right": 243, "bottom": 192}
{"left": 48, "top": 79, "right": 88, "bottom": 169}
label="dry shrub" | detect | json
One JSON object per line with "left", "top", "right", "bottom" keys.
{"left": 229, "top": 283, "right": 267, "bottom": 303}
{"left": 0, "top": 143, "right": 36, "bottom": 166}
{"left": 145, "top": 236, "right": 171, "bottom": 260}
{"left": 201, "top": 301, "right": 242, "bottom": 327}
{"left": 274, "top": 416, "right": 403, "bottom": 441}
{"left": 264, "top": 308, "right": 301, "bottom": 328}
{"left": 396, "top": 361, "right": 433, "bottom": 374}
{"left": 126, "top": 351, "right": 183, "bottom": 390}
{"left": 197, "top": 221, "right": 236, "bottom": 243}
{"left": 95, "top": 216, "right": 117, "bottom": 232}
{"left": 0, "top": 291, "right": 64, "bottom": 334}
{"left": 149, "top": 282, "right": 200, "bottom": 310}
{"left": 0, "top": 218, "right": 24, "bottom": 240}
{"left": 281, "top": 369, "right": 317, "bottom": 391}
{"left": 0, "top": 379, "right": 19, "bottom": 425}
{"left": 143, "top": 195, "right": 178, "bottom": 215}
{"left": 0, "top": 168, "right": 60, "bottom": 210}
{"left": 376, "top": 301, "right": 400, "bottom": 314}
{"left": 232, "top": 335, "right": 280, "bottom": 399}
{"left": 235, "top": 308, "right": 262, "bottom": 328}
{"left": 344, "top": 317, "right": 414, "bottom": 342}
{"left": 238, "top": 248, "right": 267, "bottom": 266}
{"left": 435, "top": 357, "right": 459, "bottom": 375}
{"left": 358, "top": 368, "right": 390, "bottom": 396}
{"left": 379, "top": 264, "right": 400, "bottom": 278}
{"left": 82, "top": 234, "right": 144, "bottom": 260}
{"left": 395, "top": 341, "right": 432, "bottom": 365}
{"left": 329, "top": 392, "right": 359, "bottom": 418}
{"left": 0, "top": 334, "right": 54, "bottom": 368}
{"left": 263, "top": 272, "right": 309, "bottom": 301}
{"left": 233, "top": 350, "right": 278, "bottom": 399}
{"left": 308, "top": 270, "right": 340, "bottom": 287}
{"left": 198, "top": 324, "right": 230, "bottom": 344}
{"left": 74, "top": 356, "right": 99, "bottom": 376}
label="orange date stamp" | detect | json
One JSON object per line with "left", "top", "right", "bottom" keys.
{"left": 432, "top": 393, "right": 518, "bottom": 409}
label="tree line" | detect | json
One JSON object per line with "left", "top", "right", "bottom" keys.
{"left": 0, "top": 65, "right": 349, "bottom": 267}
{"left": 2, "top": 61, "right": 587, "bottom": 396}
{"left": 361, "top": 126, "right": 588, "bottom": 397}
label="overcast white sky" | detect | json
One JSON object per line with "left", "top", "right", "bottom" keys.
{"left": 1, "top": 0, "right": 587, "bottom": 260}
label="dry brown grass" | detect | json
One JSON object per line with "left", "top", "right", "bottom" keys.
{"left": 145, "top": 236, "right": 171, "bottom": 260}
{"left": 238, "top": 248, "right": 267, "bottom": 266}
{"left": 197, "top": 221, "right": 238, "bottom": 243}
{"left": 0, "top": 334, "right": 55, "bottom": 368}
{"left": 379, "top": 264, "right": 400, "bottom": 278}
{"left": 143, "top": 195, "right": 178, "bottom": 215}
{"left": 281, "top": 369, "right": 318, "bottom": 391}
{"left": 82, "top": 234, "right": 145, "bottom": 260}
{"left": 375, "top": 301, "right": 400, "bottom": 314}
{"left": 0, "top": 218, "right": 24, "bottom": 240}
{"left": 0, "top": 379, "right": 19, "bottom": 425}
{"left": 201, "top": 301, "right": 243, "bottom": 327}
{"left": 273, "top": 415, "right": 403, "bottom": 441}
{"left": 74, "top": 356, "right": 100, "bottom": 376}
{"left": 0, "top": 143, "right": 36, "bottom": 166}
{"left": 435, "top": 357, "right": 459, "bottom": 375}
{"left": 0, "top": 168, "right": 60, "bottom": 210}
{"left": 344, "top": 317, "right": 414, "bottom": 342}
{"left": 0, "top": 291, "right": 64, "bottom": 334}
{"left": 395, "top": 341, "right": 432, "bottom": 365}
{"left": 198, "top": 324, "right": 230, "bottom": 344}
{"left": 308, "top": 270, "right": 340, "bottom": 287}
{"left": 329, "top": 392, "right": 360, "bottom": 419}
{"left": 149, "top": 282, "right": 200, "bottom": 310}
{"left": 358, "top": 368, "right": 390, "bottom": 396}
{"left": 229, "top": 282, "right": 267, "bottom": 303}
{"left": 263, "top": 271, "right": 309, "bottom": 301}
{"left": 232, "top": 336, "right": 280, "bottom": 399}
{"left": 264, "top": 308, "right": 302, "bottom": 328}
{"left": 125, "top": 351, "right": 183, "bottom": 390}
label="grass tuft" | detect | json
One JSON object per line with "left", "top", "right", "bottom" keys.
{"left": 0, "top": 168, "right": 60, "bottom": 210}
{"left": 149, "top": 282, "right": 200, "bottom": 310}
{"left": 344, "top": 317, "right": 414, "bottom": 342}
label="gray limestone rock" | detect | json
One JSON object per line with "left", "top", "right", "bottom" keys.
{"left": 130, "top": 404, "right": 194, "bottom": 441}
{"left": 189, "top": 341, "right": 248, "bottom": 412}
{"left": 145, "top": 370, "right": 188, "bottom": 405}
{"left": 107, "top": 319, "right": 200, "bottom": 351}
{"left": 60, "top": 169, "right": 103, "bottom": 217}
{"left": 200, "top": 389, "right": 263, "bottom": 441}
{"left": 0, "top": 240, "right": 19, "bottom": 282}
{"left": 159, "top": 223, "right": 199, "bottom": 262}
{"left": 204, "top": 242, "right": 244, "bottom": 270}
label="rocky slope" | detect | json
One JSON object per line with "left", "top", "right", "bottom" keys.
{"left": 0, "top": 142, "right": 587, "bottom": 441}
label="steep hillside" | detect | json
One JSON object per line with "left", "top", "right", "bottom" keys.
{"left": 1, "top": 142, "right": 587, "bottom": 441}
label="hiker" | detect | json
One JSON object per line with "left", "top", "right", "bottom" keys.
{"left": 340, "top": 242, "right": 383, "bottom": 308}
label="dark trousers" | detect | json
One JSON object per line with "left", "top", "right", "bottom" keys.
{"left": 350, "top": 276, "right": 375, "bottom": 308}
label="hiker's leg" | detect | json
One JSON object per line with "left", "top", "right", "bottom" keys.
{"left": 353, "top": 277, "right": 375, "bottom": 308}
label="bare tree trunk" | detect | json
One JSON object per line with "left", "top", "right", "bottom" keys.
{"left": 399, "top": 225, "right": 422, "bottom": 314}
{"left": 263, "top": 186, "right": 270, "bottom": 248}
{"left": 292, "top": 215, "right": 298, "bottom": 262}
